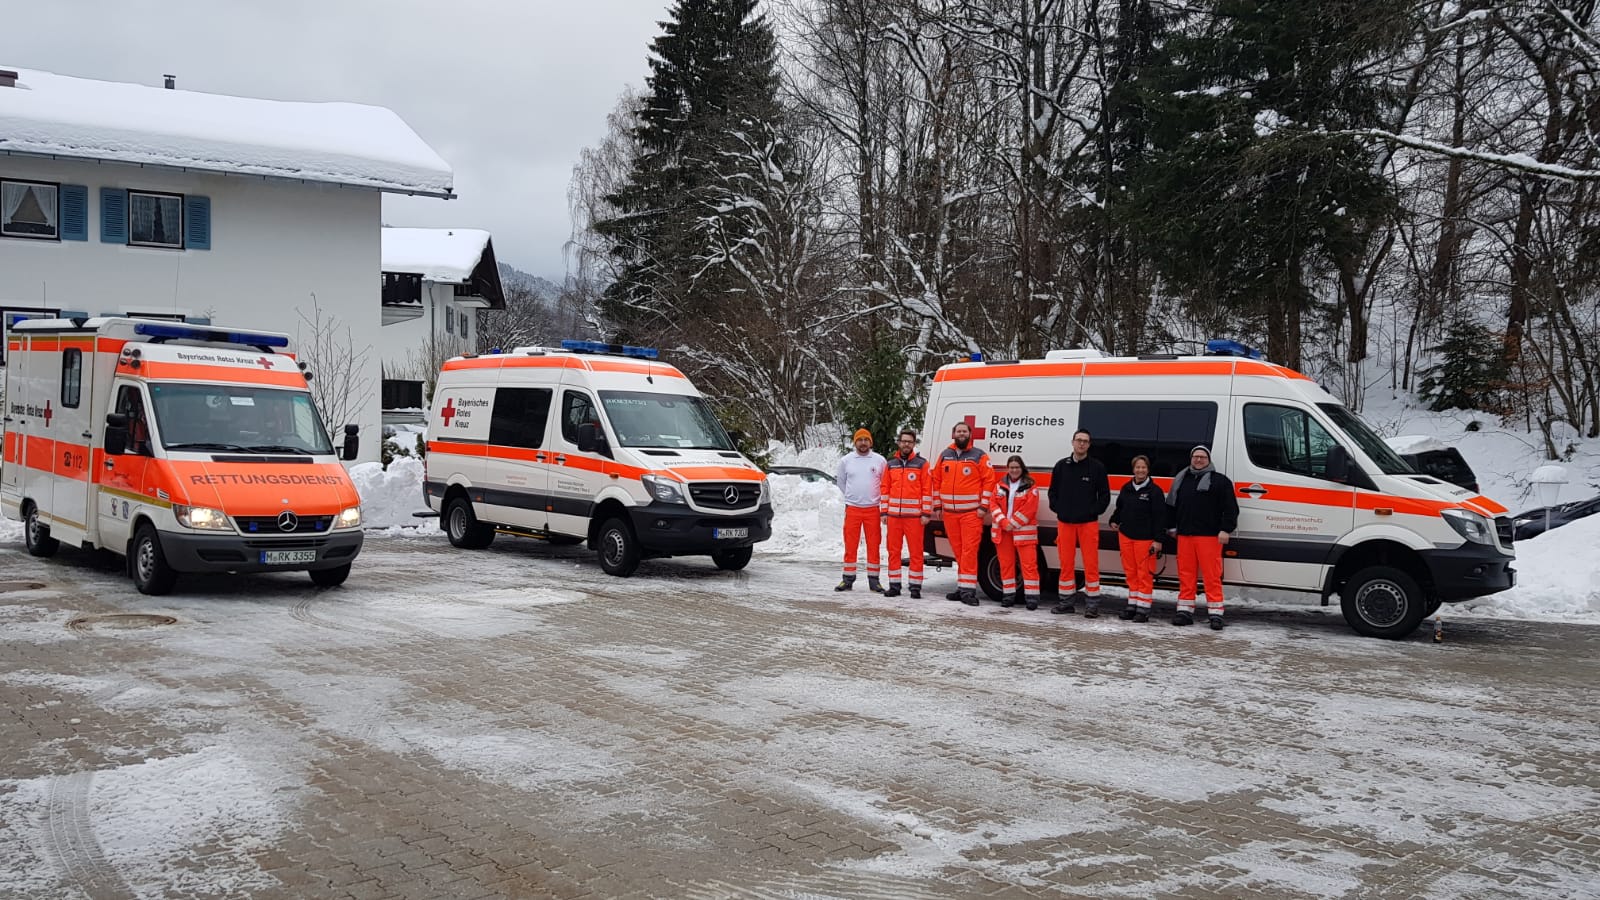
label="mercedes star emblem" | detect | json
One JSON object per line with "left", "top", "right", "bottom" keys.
{"left": 723, "top": 485, "right": 740, "bottom": 505}
{"left": 276, "top": 510, "right": 300, "bottom": 532}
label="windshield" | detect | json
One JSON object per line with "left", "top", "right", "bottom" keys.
{"left": 150, "top": 383, "right": 336, "bottom": 455}
{"left": 1318, "top": 403, "right": 1415, "bottom": 476}
{"left": 599, "top": 390, "right": 735, "bottom": 451}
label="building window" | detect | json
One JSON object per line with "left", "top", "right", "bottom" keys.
{"left": 1, "top": 179, "right": 59, "bottom": 240}
{"left": 459, "top": 311, "right": 469, "bottom": 336}
{"left": 61, "top": 348, "right": 84, "bottom": 408}
{"left": 444, "top": 302, "right": 454, "bottom": 334}
{"left": 128, "top": 190, "right": 184, "bottom": 248}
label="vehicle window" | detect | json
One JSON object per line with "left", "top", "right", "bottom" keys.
{"left": 1244, "top": 403, "right": 1345, "bottom": 481}
{"left": 490, "top": 387, "right": 552, "bottom": 449}
{"left": 61, "top": 348, "right": 83, "bottom": 408}
{"left": 561, "top": 390, "right": 601, "bottom": 445}
{"left": 1317, "top": 403, "right": 1414, "bottom": 476}
{"left": 149, "top": 383, "right": 335, "bottom": 455}
{"left": 115, "top": 385, "right": 153, "bottom": 456}
{"left": 1077, "top": 401, "right": 1217, "bottom": 477}
{"left": 598, "top": 390, "right": 735, "bottom": 450}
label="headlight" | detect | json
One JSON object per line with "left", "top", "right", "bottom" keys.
{"left": 1441, "top": 508, "right": 1493, "bottom": 544}
{"left": 336, "top": 506, "right": 362, "bottom": 529}
{"left": 641, "top": 474, "right": 687, "bottom": 505}
{"left": 174, "top": 504, "right": 232, "bottom": 531}
{"left": 758, "top": 477, "right": 770, "bottom": 504}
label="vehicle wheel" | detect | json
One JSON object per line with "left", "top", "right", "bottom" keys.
{"left": 444, "top": 495, "right": 495, "bottom": 549}
{"left": 1340, "top": 565, "right": 1427, "bottom": 639}
{"left": 596, "top": 517, "right": 640, "bottom": 577}
{"left": 978, "top": 540, "right": 1003, "bottom": 602}
{"left": 309, "top": 564, "right": 352, "bottom": 588}
{"left": 1424, "top": 596, "right": 1443, "bottom": 617}
{"left": 24, "top": 503, "right": 59, "bottom": 558}
{"left": 130, "top": 523, "right": 177, "bottom": 596}
{"left": 712, "top": 546, "right": 753, "bottom": 571}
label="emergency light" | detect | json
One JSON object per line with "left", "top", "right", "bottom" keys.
{"left": 1204, "top": 339, "right": 1263, "bottom": 360}
{"left": 133, "top": 321, "right": 290, "bottom": 349}
{"left": 560, "top": 339, "right": 659, "bottom": 360}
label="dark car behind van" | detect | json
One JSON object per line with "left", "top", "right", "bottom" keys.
{"left": 1397, "top": 447, "right": 1479, "bottom": 494}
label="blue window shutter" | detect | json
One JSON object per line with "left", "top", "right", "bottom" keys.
{"left": 184, "top": 195, "right": 211, "bottom": 250}
{"left": 60, "top": 185, "right": 89, "bottom": 240}
{"left": 100, "top": 188, "right": 128, "bottom": 243}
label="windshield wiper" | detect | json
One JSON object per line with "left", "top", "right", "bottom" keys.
{"left": 165, "top": 442, "right": 253, "bottom": 453}
{"left": 243, "top": 444, "right": 315, "bottom": 455}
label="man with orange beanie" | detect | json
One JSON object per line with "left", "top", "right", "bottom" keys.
{"left": 932, "top": 420, "right": 994, "bottom": 606}
{"left": 880, "top": 428, "right": 932, "bottom": 598}
{"left": 835, "top": 428, "right": 887, "bottom": 592}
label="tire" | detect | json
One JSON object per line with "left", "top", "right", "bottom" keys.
{"left": 596, "top": 516, "right": 641, "bottom": 577}
{"left": 130, "top": 523, "right": 177, "bottom": 596}
{"left": 977, "top": 540, "right": 1003, "bottom": 602}
{"left": 309, "top": 564, "right": 352, "bottom": 588}
{"left": 444, "top": 495, "right": 495, "bottom": 549}
{"left": 1424, "top": 596, "right": 1443, "bottom": 617}
{"left": 712, "top": 546, "right": 753, "bottom": 571}
{"left": 1340, "top": 565, "right": 1427, "bottom": 639}
{"left": 24, "top": 503, "right": 59, "bottom": 558}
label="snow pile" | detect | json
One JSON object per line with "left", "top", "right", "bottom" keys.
{"left": 349, "top": 458, "right": 436, "bottom": 531}
{"left": 381, "top": 227, "right": 493, "bottom": 283}
{"left": 1457, "top": 512, "right": 1600, "bottom": 621}
{"left": 764, "top": 474, "right": 845, "bottom": 562}
{"left": 0, "top": 514, "right": 19, "bottom": 544}
{"left": 0, "top": 65, "right": 452, "bottom": 195}
{"left": 1384, "top": 434, "right": 1447, "bottom": 455}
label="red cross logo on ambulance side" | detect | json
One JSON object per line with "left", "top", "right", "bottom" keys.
{"left": 42, "top": 401, "right": 52, "bottom": 427}
{"left": 256, "top": 357, "right": 276, "bottom": 369}
{"left": 440, "top": 398, "right": 458, "bottom": 427}
{"left": 961, "top": 415, "right": 987, "bottom": 440}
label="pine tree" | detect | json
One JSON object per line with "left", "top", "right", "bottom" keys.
{"left": 836, "top": 336, "right": 918, "bottom": 452}
{"left": 1419, "top": 317, "right": 1507, "bottom": 413}
{"left": 594, "top": 0, "right": 782, "bottom": 344}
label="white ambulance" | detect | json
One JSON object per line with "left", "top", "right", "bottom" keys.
{"left": 424, "top": 340, "right": 773, "bottom": 576}
{"left": 921, "top": 343, "right": 1516, "bottom": 638}
{"left": 2, "top": 318, "right": 364, "bottom": 594}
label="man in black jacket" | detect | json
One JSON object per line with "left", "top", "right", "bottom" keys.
{"left": 1048, "top": 430, "right": 1111, "bottom": 616}
{"left": 1166, "top": 445, "right": 1239, "bottom": 630}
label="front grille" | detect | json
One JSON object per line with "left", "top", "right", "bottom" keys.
{"left": 234, "top": 515, "right": 334, "bottom": 535}
{"left": 688, "top": 482, "right": 760, "bottom": 510}
{"left": 1495, "top": 516, "right": 1514, "bottom": 547}
{"left": 242, "top": 537, "right": 331, "bottom": 550}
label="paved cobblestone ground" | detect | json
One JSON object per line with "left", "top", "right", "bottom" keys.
{"left": 2, "top": 533, "right": 1598, "bottom": 899}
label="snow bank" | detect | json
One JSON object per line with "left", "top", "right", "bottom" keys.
{"left": 1455, "top": 513, "right": 1600, "bottom": 621}
{"left": 349, "top": 458, "right": 436, "bottom": 533}
{"left": 764, "top": 474, "right": 845, "bottom": 562}
{"left": 1384, "top": 434, "right": 1446, "bottom": 455}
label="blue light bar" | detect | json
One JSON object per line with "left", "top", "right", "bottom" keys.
{"left": 560, "top": 339, "right": 659, "bottom": 360}
{"left": 1204, "top": 339, "right": 1263, "bottom": 360}
{"left": 133, "top": 321, "right": 290, "bottom": 348}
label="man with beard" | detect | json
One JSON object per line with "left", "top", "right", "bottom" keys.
{"left": 932, "top": 420, "right": 994, "bottom": 606}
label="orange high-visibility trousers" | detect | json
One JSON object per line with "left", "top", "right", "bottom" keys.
{"left": 996, "top": 532, "right": 1040, "bottom": 601}
{"left": 946, "top": 512, "right": 984, "bottom": 594}
{"left": 885, "top": 516, "right": 925, "bottom": 586}
{"left": 1056, "top": 520, "right": 1102, "bottom": 598}
{"left": 842, "top": 505, "right": 882, "bottom": 579}
{"left": 1176, "top": 534, "right": 1224, "bottom": 616}
{"left": 1118, "top": 534, "right": 1157, "bottom": 611}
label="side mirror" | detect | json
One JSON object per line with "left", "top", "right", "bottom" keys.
{"left": 1326, "top": 445, "right": 1351, "bottom": 483}
{"left": 104, "top": 413, "right": 128, "bottom": 456}
{"left": 727, "top": 429, "right": 746, "bottom": 446}
{"left": 576, "top": 422, "right": 608, "bottom": 455}
{"left": 340, "top": 424, "right": 360, "bottom": 461}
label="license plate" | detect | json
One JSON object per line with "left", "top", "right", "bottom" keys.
{"left": 261, "top": 549, "right": 317, "bottom": 565}
{"left": 713, "top": 527, "right": 748, "bottom": 540}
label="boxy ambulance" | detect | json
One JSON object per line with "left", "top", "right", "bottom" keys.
{"left": 922, "top": 343, "right": 1516, "bottom": 638}
{"left": 2, "top": 318, "right": 364, "bottom": 594}
{"left": 424, "top": 340, "right": 772, "bottom": 576}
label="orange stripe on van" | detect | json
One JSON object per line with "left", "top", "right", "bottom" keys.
{"left": 428, "top": 440, "right": 489, "bottom": 457}
{"left": 126, "top": 361, "right": 310, "bottom": 387}
{"left": 583, "top": 358, "right": 687, "bottom": 379}
{"left": 440, "top": 355, "right": 587, "bottom": 373}
{"left": 934, "top": 358, "right": 1315, "bottom": 382}
{"left": 934, "top": 362, "right": 1086, "bottom": 382}
{"left": 661, "top": 465, "right": 765, "bottom": 482}
{"left": 1464, "top": 495, "right": 1509, "bottom": 516}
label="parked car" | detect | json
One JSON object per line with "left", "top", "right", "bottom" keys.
{"left": 1385, "top": 435, "right": 1480, "bottom": 493}
{"left": 1511, "top": 493, "right": 1600, "bottom": 541}
{"left": 766, "top": 465, "right": 836, "bottom": 484}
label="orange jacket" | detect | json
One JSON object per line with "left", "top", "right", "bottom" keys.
{"left": 932, "top": 445, "right": 993, "bottom": 516}
{"left": 880, "top": 451, "right": 932, "bottom": 518}
{"left": 991, "top": 477, "right": 1040, "bottom": 543}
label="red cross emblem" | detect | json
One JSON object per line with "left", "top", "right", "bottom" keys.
{"left": 439, "top": 398, "right": 457, "bottom": 427}
{"left": 256, "top": 357, "right": 276, "bottom": 369}
{"left": 42, "top": 401, "right": 53, "bottom": 427}
{"left": 961, "top": 415, "right": 986, "bottom": 440}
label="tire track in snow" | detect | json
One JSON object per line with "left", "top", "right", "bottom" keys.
{"left": 44, "top": 771, "right": 136, "bottom": 900}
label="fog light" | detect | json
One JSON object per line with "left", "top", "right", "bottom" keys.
{"left": 1470, "top": 565, "right": 1485, "bottom": 577}
{"left": 654, "top": 519, "right": 668, "bottom": 528}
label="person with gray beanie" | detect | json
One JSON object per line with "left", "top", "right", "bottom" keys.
{"left": 1166, "top": 445, "right": 1238, "bottom": 630}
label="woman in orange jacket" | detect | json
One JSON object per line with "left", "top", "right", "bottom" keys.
{"left": 990, "top": 455, "right": 1042, "bottom": 610}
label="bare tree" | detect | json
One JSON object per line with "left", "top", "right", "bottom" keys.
{"left": 295, "top": 294, "right": 374, "bottom": 443}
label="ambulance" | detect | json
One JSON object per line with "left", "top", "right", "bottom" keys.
{"left": 2, "top": 318, "right": 364, "bottom": 595}
{"left": 921, "top": 342, "right": 1516, "bottom": 638}
{"left": 424, "top": 340, "right": 772, "bottom": 576}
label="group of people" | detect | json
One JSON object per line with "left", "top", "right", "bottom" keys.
{"left": 832, "top": 425, "right": 1239, "bottom": 630}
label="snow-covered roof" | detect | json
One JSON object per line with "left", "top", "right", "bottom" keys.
{"left": 381, "top": 227, "right": 493, "bottom": 283}
{"left": 0, "top": 65, "right": 453, "bottom": 197}
{"left": 1385, "top": 434, "right": 1448, "bottom": 455}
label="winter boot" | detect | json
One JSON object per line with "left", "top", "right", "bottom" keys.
{"left": 999, "top": 594, "right": 1015, "bottom": 608}
{"left": 909, "top": 585, "right": 922, "bottom": 599}
{"left": 1025, "top": 596, "right": 1038, "bottom": 611}
{"left": 1118, "top": 607, "right": 1137, "bottom": 621}
{"left": 1050, "top": 599, "right": 1075, "bottom": 615}
{"left": 883, "top": 583, "right": 902, "bottom": 598}
{"left": 960, "top": 589, "right": 980, "bottom": 606}
{"left": 1209, "top": 615, "right": 1226, "bottom": 631}
{"left": 1083, "top": 597, "right": 1100, "bottom": 619}
{"left": 834, "top": 577, "right": 855, "bottom": 592}
{"left": 1133, "top": 611, "right": 1150, "bottom": 624}
{"left": 868, "top": 576, "right": 884, "bottom": 594}
{"left": 1172, "top": 610, "right": 1194, "bottom": 626}
{"left": 946, "top": 590, "right": 964, "bottom": 602}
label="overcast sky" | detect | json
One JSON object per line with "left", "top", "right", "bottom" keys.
{"left": 10, "top": 0, "right": 673, "bottom": 279}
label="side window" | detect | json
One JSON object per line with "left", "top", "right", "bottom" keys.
{"left": 562, "top": 390, "right": 599, "bottom": 445}
{"left": 115, "top": 385, "right": 152, "bottom": 455}
{"left": 1078, "top": 401, "right": 1217, "bottom": 477}
{"left": 1243, "top": 404, "right": 1342, "bottom": 481}
{"left": 489, "top": 387, "right": 552, "bottom": 449}
{"left": 61, "top": 348, "right": 83, "bottom": 408}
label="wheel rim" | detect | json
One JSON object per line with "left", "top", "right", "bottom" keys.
{"left": 449, "top": 505, "right": 467, "bottom": 540}
{"left": 1354, "top": 579, "right": 1408, "bottom": 628}
{"left": 136, "top": 538, "right": 156, "bottom": 584}
{"left": 602, "top": 528, "right": 626, "bottom": 566}
{"left": 26, "top": 511, "right": 41, "bottom": 546}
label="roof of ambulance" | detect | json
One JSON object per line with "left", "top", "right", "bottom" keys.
{"left": 440, "top": 348, "right": 691, "bottom": 387}
{"left": 933, "top": 352, "right": 1316, "bottom": 383}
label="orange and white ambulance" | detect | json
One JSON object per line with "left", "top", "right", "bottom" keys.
{"left": 424, "top": 340, "right": 772, "bottom": 576}
{"left": 2, "top": 318, "right": 364, "bottom": 594}
{"left": 921, "top": 342, "right": 1516, "bottom": 638}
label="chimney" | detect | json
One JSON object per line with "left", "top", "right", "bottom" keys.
{"left": 163, "top": 74, "right": 175, "bottom": 89}
{"left": 0, "top": 69, "right": 18, "bottom": 89}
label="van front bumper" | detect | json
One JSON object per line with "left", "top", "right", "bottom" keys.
{"left": 1422, "top": 544, "right": 1516, "bottom": 600}
{"left": 156, "top": 530, "right": 364, "bottom": 573}
{"left": 628, "top": 503, "right": 773, "bottom": 556}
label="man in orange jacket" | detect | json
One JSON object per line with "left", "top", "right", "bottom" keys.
{"left": 880, "top": 428, "right": 932, "bottom": 598}
{"left": 932, "top": 420, "right": 994, "bottom": 606}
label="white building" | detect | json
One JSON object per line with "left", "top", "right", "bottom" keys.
{"left": 0, "top": 65, "right": 453, "bottom": 462}
{"left": 378, "top": 227, "right": 504, "bottom": 420}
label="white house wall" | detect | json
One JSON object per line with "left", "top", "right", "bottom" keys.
{"left": 376, "top": 280, "right": 475, "bottom": 406}
{"left": 0, "top": 155, "right": 383, "bottom": 462}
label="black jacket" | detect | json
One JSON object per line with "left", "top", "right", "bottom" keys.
{"left": 1110, "top": 480, "right": 1167, "bottom": 540}
{"left": 1048, "top": 455, "right": 1110, "bottom": 524}
{"left": 1169, "top": 470, "right": 1240, "bottom": 536}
